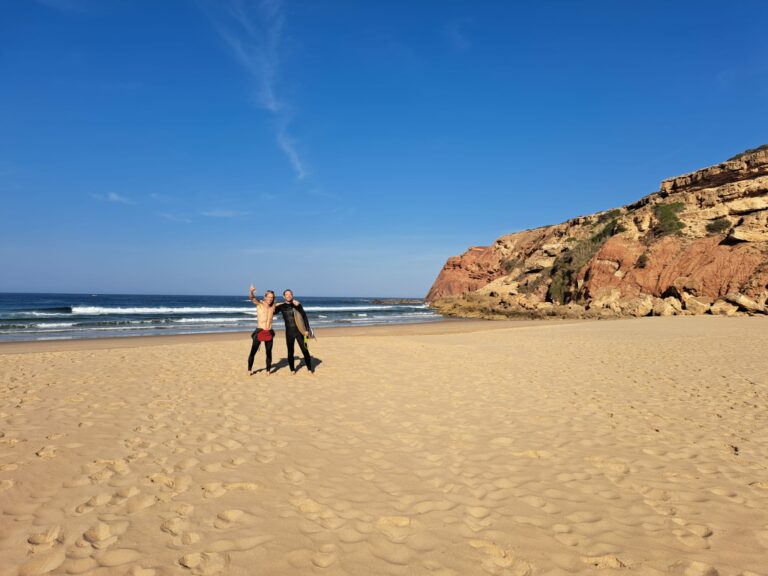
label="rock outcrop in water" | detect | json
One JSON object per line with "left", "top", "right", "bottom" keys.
{"left": 427, "top": 145, "right": 768, "bottom": 319}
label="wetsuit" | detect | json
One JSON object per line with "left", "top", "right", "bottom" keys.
{"left": 275, "top": 302, "right": 313, "bottom": 372}
{"left": 248, "top": 328, "right": 275, "bottom": 372}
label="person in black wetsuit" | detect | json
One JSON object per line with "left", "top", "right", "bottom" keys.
{"left": 274, "top": 289, "right": 314, "bottom": 374}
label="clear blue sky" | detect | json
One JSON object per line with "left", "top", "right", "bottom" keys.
{"left": 2, "top": 0, "right": 767, "bottom": 297}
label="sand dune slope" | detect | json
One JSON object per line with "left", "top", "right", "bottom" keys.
{"left": 1, "top": 317, "right": 767, "bottom": 575}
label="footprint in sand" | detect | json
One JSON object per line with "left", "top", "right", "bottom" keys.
{"left": 677, "top": 560, "right": 720, "bottom": 576}
{"left": 463, "top": 508, "right": 494, "bottom": 533}
{"left": 468, "top": 539, "right": 533, "bottom": 576}
{"left": 581, "top": 555, "right": 628, "bottom": 569}
{"left": 35, "top": 445, "right": 57, "bottom": 459}
{"left": 74, "top": 492, "right": 112, "bottom": 514}
{"left": 95, "top": 548, "right": 143, "bottom": 568}
{"left": 520, "top": 494, "right": 560, "bottom": 515}
{"left": 311, "top": 544, "right": 338, "bottom": 568}
{"left": 222, "top": 457, "right": 245, "bottom": 469}
{"left": 18, "top": 548, "right": 67, "bottom": 576}
{"left": 83, "top": 522, "right": 118, "bottom": 550}
{"left": 147, "top": 473, "right": 192, "bottom": 497}
{"left": 282, "top": 466, "right": 306, "bottom": 484}
{"left": 126, "top": 493, "right": 157, "bottom": 514}
{"left": 161, "top": 517, "right": 188, "bottom": 537}
{"left": 179, "top": 551, "right": 230, "bottom": 575}
{"left": 214, "top": 509, "right": 246, "bottom": 529}
{"left": 161, "top": 507, "right": 201, "bottom": 549}
{"left": 512, "top": 449, "right": 553, "bottom": 459}
{"left": 756, "top": 526, "right": 768, "bottom": 548}
{"left": 208, "top": 534, "right": 273, "bottom": 553}
{"left": 368, "top": 536, "right": 415, "bottom": 566}
{"left": 202, "top": 481, "right": 259, "bottom": 499}
{"left": 376, "top": 516, "right": 412, "bottom": 542}
{"left": 174, "top": 457, "right": 200, "bottom": 471}
{"left": 126, "top": 568, "right": 157, "bottom": 576}
{"left": 27, "top": 525, "right": 63, "bottom": 553}
{"left": 672, "top": 519, "right": 713, "bottom": 550}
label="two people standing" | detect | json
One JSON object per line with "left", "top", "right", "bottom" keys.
{"left": 247, "top": 286, "right": 314, "bottom": 375}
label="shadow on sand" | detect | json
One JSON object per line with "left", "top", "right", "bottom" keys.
{"left": 250, "top": 356, "right": 323, "bottom": 375}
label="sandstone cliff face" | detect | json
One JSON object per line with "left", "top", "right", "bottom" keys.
{"left": 427, "top": 146, "right": 768, "bottom": 318}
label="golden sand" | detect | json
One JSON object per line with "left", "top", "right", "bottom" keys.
{"left": 0, "top": 317, "right": 766, "bottom": 575}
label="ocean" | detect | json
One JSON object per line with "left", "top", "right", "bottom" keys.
{"left": 0, "top": 293, "right": 442, "bottom": 342}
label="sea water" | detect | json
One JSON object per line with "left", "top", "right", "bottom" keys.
{"left": 0, "top": 293, "right": 442, "bottom": 342}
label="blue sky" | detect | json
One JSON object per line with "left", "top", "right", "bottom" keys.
{"left": 2, "top": 0, "right": 767, "bottom": 297}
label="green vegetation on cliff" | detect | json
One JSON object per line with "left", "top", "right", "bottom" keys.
{"left": 726, "top": 144, "right": 768, "bottom": 162}
{"left": 706, "top": 217, "right": 731, "bottom": 234}
{"left": 651, "top": 202, "right": 685, "bottom": 237}
{"left": 548, "top": 217, "right": 625, "bottom": 304}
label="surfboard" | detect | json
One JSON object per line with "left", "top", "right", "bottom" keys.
{"left": 293, "top": 308, "right": 311, "bottom": 337}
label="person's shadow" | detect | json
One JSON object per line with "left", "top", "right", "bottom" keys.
{"left": 253, "top": 357, "right": 323, "bottom": 375}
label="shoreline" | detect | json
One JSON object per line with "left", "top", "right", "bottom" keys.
{"left": 0, "top": 317, "right": 589, "bottom": 354}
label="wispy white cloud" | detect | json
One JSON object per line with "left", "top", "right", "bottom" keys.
{"left": 149, "top": 192, "right": 175, "bottom": 202}
{"left": 91, "top": 192, "right": 134, "bottom": 205}
{"left": 98, "top": 80, "right": 145, "bottom": 94}
{"left": 307, "top": 188, "right": 341, "bottom": 201}
{"left": 444, "top": 18, "right": 472, "bottom": 52}
{"left": 716, "top": 64, "right": 768, "bottom": 88}
{"left": 276, "top": 120, "right": 307, "bottom": 180}
{"left": 33, "top": 0, "right": 84, "bottom": 12}
{"left": 201, "top": 209, "right": 249, "bottom": 218}
{"left": 207, "top": 0, "right": 308, "bottom": 180}
{"left": 160, "top": 213, "right": 193, "bottom": 223}
{"left": 241, "top": 246, "right": 271, "bottom": 255}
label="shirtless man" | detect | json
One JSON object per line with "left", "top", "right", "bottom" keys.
{"left": 247, "top": 285, "right": 277, "bottom": 375}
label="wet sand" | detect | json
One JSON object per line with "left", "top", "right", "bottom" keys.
{"left": 0, "top": 316, "right": 766, "bottom": 575}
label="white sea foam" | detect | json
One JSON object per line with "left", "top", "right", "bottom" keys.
{"left": 303, "top": 305, "right": 425, "bottom": 312}
{"left": 34, "top": 322, "right": 75, "bottom": 328}
{"left": 66, "top": 304, "right": 425, "bottom": 315}
{"left": 172, "top": 317, "right": 246, "bottom": 324}
{"left": 71, "top": 306, "right": 256, "bottom": 315}
{"left": 12, "top": 311, "right": 65, "bottom": 318}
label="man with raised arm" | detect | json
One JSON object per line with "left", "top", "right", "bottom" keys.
{"left": 246, "top": 285, "right": 277, "bottom": 375}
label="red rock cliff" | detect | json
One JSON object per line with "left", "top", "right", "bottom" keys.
{"left": 427, "top": 146, "right": 768, "bottom": 318}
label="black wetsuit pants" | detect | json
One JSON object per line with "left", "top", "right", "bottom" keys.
{"left": 248, "top": 329, "right": 274, "bottom": 372}
{"left": 286, "top": 331, "right": 312, "bottom": 372}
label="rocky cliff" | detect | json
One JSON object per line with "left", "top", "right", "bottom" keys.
{"left": 427, "top": 146, "right": 768, "bottom": 319}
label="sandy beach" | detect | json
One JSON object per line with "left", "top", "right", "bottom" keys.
{"left": 1, "top": 317, "right": 767, "bottom": 576}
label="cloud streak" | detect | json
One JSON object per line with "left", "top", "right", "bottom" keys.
{"left": 160, "top": 213, "right": 193, "bottom": 223}
{"left": 91, "top": 192, "right": 134, "bottom": 205}
{"left": 444, "top": 18, "right": 472, "bottom": 52}
{"left": 33, "top": 0, "right": 86, "bottom": 12}
{"left": 208, "top": 0, "right": 308, "bottom": 180}
{"left": 201, "top": 209, "right": 249, "bottom": 218}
